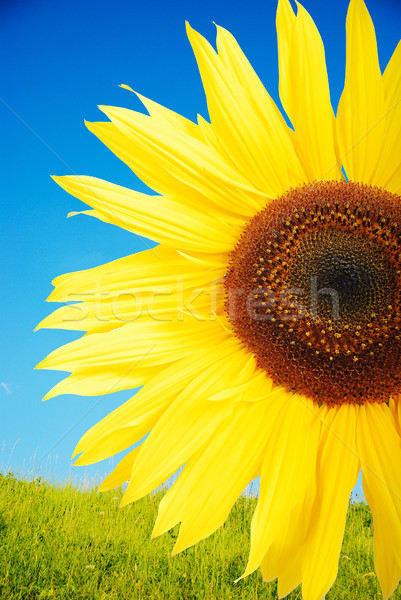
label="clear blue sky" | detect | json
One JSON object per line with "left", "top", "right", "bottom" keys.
{"left": 1, "top": 0, "right": 400, "bottom": 494}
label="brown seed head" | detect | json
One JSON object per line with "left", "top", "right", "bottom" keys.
{"left": 224, "top": 180, "right": 401, "bottom": 406}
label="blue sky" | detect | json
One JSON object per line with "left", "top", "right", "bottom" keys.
{"left": 1, "top": 0, "right": 400, "bottom": 495}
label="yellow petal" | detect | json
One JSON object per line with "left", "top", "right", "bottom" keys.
{"left": 42, "top": 365, "right": 156, "bottom": 401}
{"left": 53, "top": 175, "right": 237, "bottom": 253}
{"left": 260, "top": 404, "right": 359, "bottom": 600}
{"left": 121, "top": 337, "right": 270, "bottom": 506}
{"left": 389, "top": 396, "right": 401, "bottom": 438}
{"left": 196, "top": 114, "right": 222, "bottom": 151}
{"left": 240, "top": 394, "right": 321, "bottom": 579}
{"left": 357, "top": 403, "right": 401, "bottom": 600}
{"left": 260, "top": 495, "right": 310, "bottom": 597}
{"left": 43, "top": 245, "right": 225, "bottom": 304}
{"left": 261, "top": 524, "right": 303, "bottom": 598}
{"left": 169, "top": 390, "right": 287, "bottom": 554}
{"left": 72, "top": 347, "right": 228, "bottom": 465}
{"left": 208, "top": 370, "right": 274, "bottom": 402}
{"left": 37, "top": 302, "right": 113, "bottom": 333}
{"left": 383, "top": 41, "right": 401, "bottom": 116}
{"left": 88, "top": 104, "right": 267, "bottom": 218}
{"left": 36, "top": 319, "right": 228, "bottom": 373}
{"left": 121, "top": 377, "right": 232, "bottom": 506}
{"left": 37, "top": 281, "right": 222, "bottom": 334}
{"left": 98, "top": 447, "right": 140, "bottom": 492}
{"left": 152, "top": 376, "right": 276, "bottom": 538}
{"left": 68, "top": 208, "right": 111, "bottom": 225}
{"left": 276, "top": 0, "right": 341, "bottom": 181}
{"left": 135, "top": 91, "right": 203, "bottom": 142}
{"left": 187, "top": 23, "right": 305, "bottom": 196}
{"left": 371, "top": 41, "right": 401, "bottom": 193}
{"left": 37, "top": 300, "right": 123, "bottom": 333}
{"left": 336, "top": 0, "right": 385, "bottom": 183}
{"left": 301, "top": 403, "right": 360, "bottom": 600}
{"left": 259, "top": 408, "right": 333, "bottom": 596}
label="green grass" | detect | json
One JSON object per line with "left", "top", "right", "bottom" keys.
{"left": 0, "top": 472, "right": 399, "bottom": 600}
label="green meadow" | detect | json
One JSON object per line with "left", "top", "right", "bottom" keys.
{"left": 0, "top": 472, "right": 399, "bottom": 600}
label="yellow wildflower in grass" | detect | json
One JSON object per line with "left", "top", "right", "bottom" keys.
{"left": 36, "top": 0, "right": 401, "bottom": 598}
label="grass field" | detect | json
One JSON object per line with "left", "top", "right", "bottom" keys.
{"left": 0, "top": 472, "right": 399, "bottom": 600}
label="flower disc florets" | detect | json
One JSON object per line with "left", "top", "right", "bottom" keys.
{"left": 225, "top": 181, "right": 401, "bottom": 405}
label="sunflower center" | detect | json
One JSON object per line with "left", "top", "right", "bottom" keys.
{"left": 224, "top": 180, "right": 401, "bottom": 405}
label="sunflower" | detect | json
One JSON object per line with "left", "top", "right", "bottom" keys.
{"left": 36, "top": 0, "right": 401, "bottom": 598}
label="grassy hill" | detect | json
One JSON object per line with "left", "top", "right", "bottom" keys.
{"left": 0, "top": 472, "right": 399, "bottom": 599}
